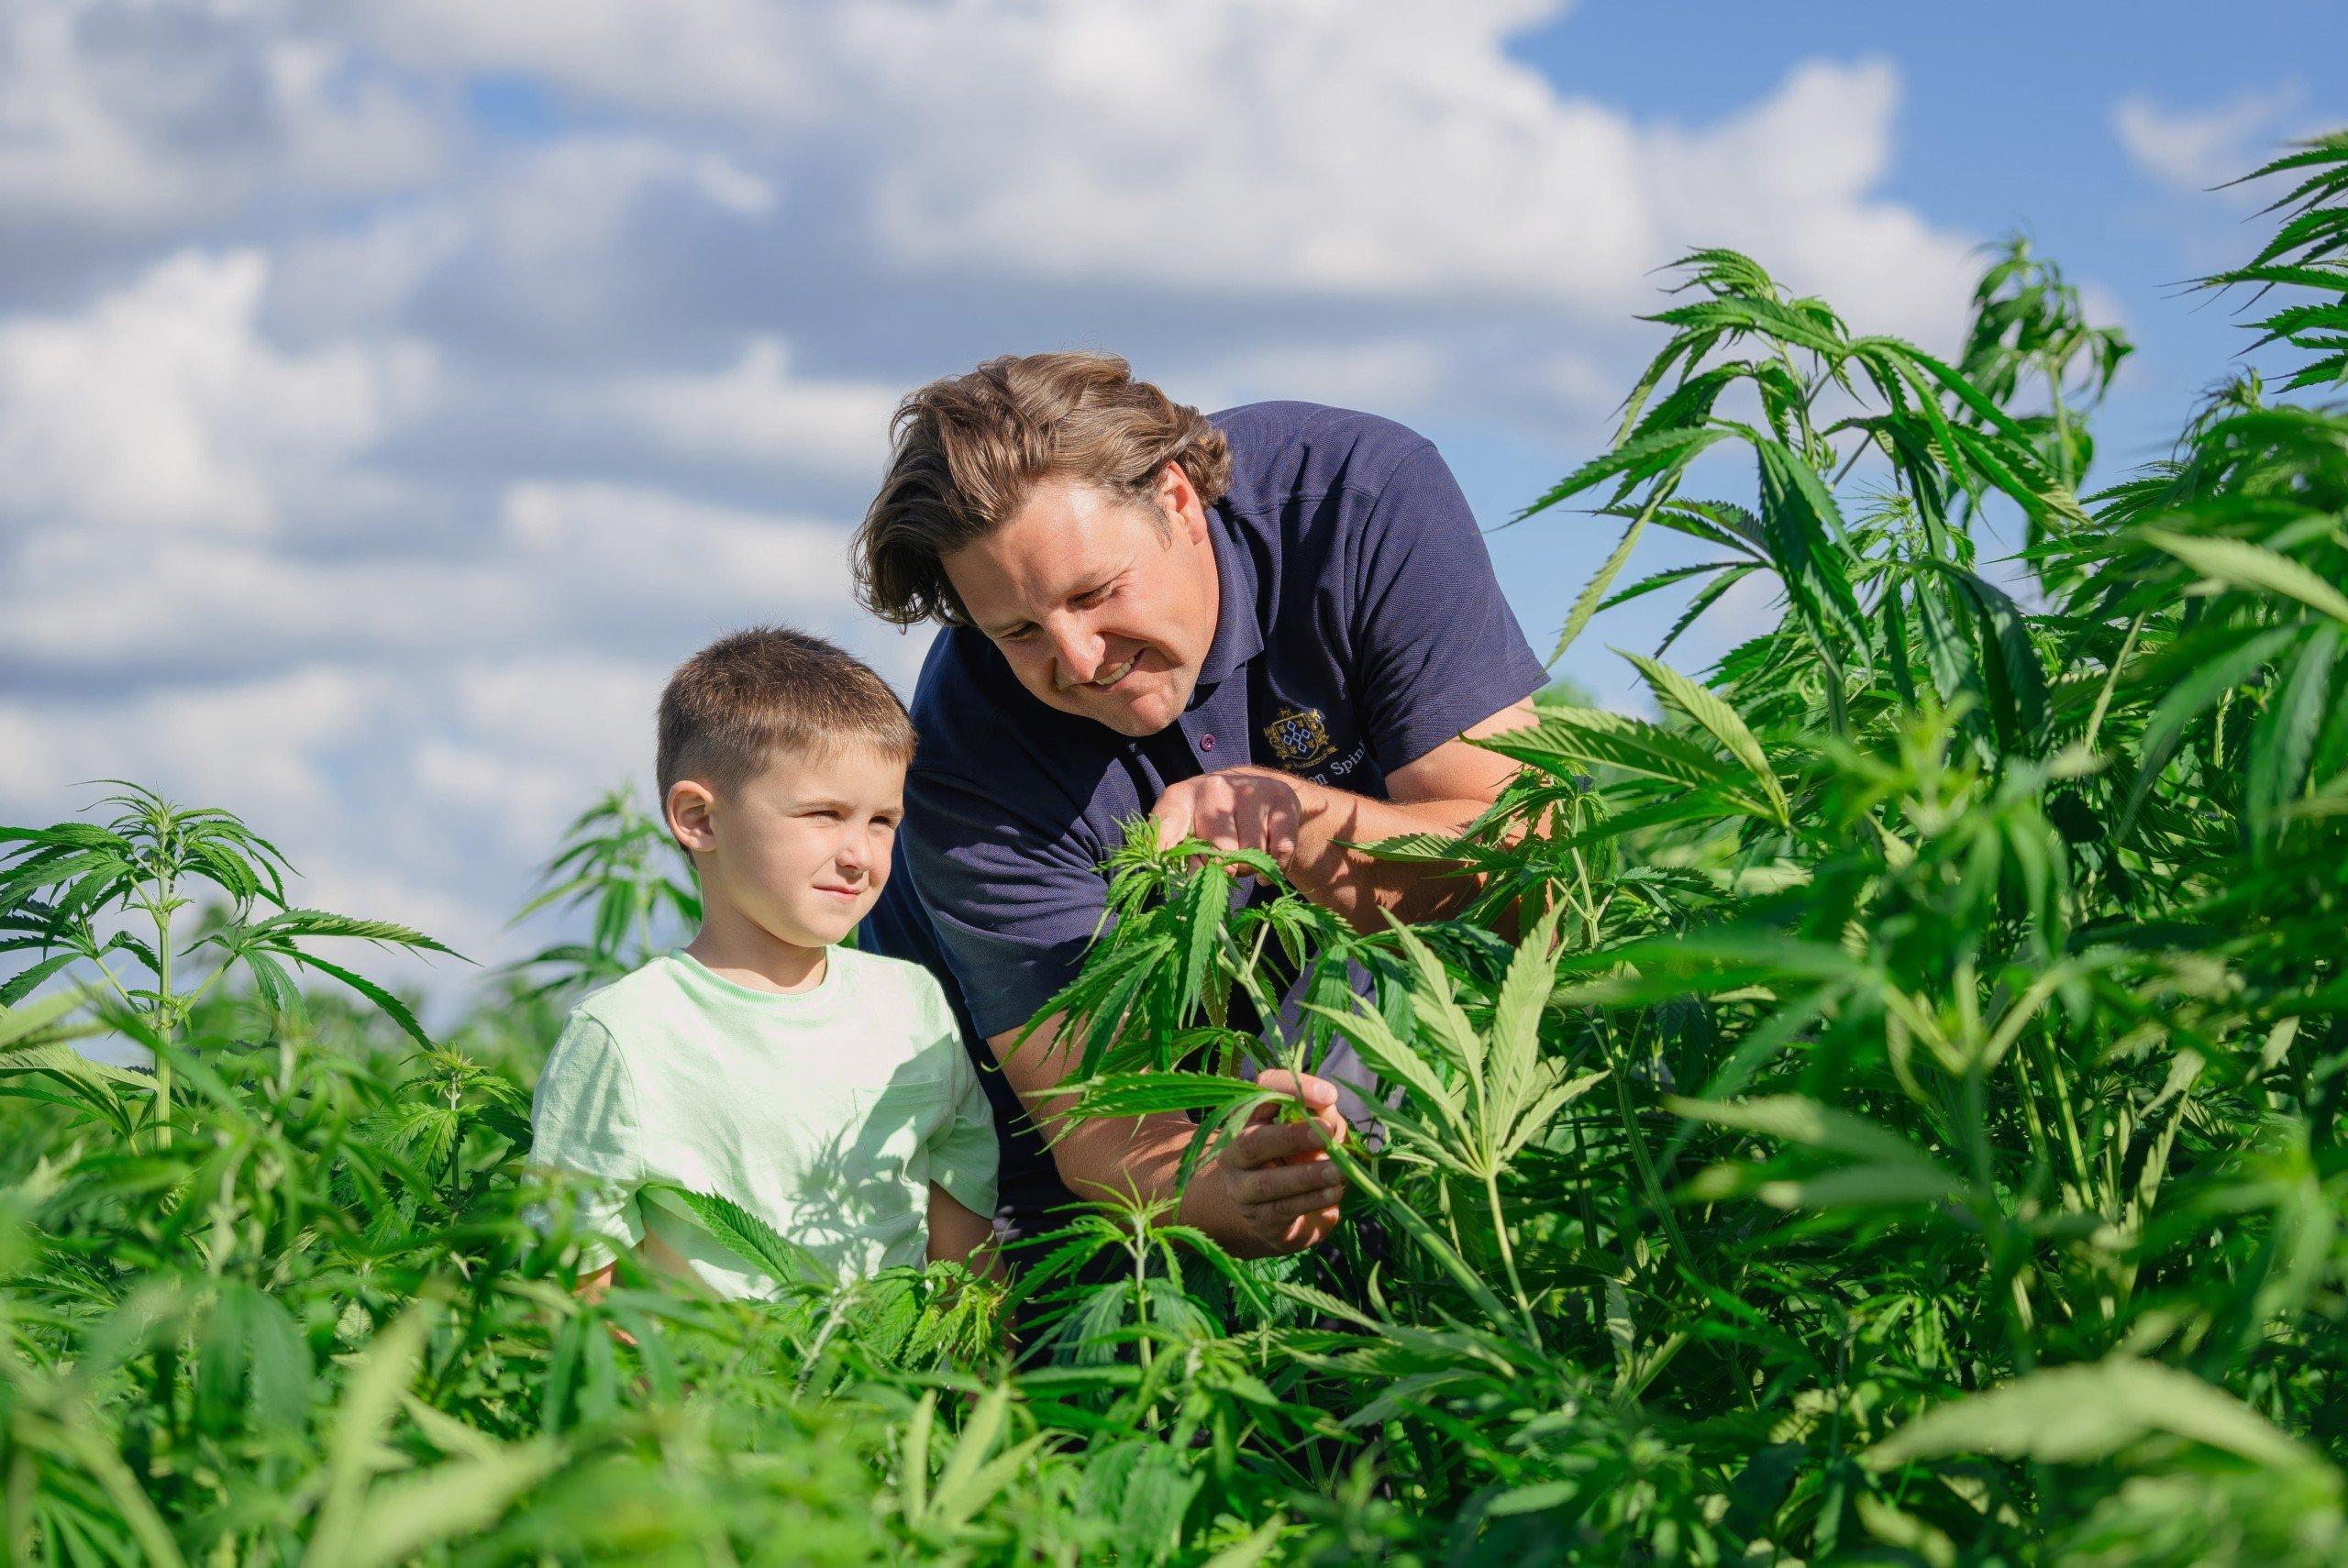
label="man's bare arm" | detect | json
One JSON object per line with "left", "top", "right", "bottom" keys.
{"left": 986, "top": 1013, "right": 1347, "bottom": 1260}
{"left": 1153, "top": 698, "right": 1538, "bottom": 930}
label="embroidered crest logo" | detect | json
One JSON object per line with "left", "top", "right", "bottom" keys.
{"left": 1262, "top": 706, "right": 1336, "bottom": 768}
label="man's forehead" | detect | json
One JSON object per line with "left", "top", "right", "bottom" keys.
{"left": 950, "top": 490, "right": 1150, "bottom": 622}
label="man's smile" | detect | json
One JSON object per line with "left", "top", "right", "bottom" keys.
{"left": 1061, "top": 654, "right": 1137, "bottom": 691}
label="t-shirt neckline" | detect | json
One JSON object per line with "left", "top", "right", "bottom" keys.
{"left": 670, "top": 947, "right": 842, "bottom": 1005}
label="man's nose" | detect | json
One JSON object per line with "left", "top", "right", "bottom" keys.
{"left": 1045, "top": 617, "right": 1105, "bottom": 687}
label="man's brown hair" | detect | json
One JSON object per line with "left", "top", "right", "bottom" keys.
{"left": 655, "top": 626, "right": 915, "bottom": 805}
{"left": 852, "top": 351, "right": 1234, "bottom": 627}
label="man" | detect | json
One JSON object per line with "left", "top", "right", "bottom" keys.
{"left": 855, "top": 351, "right": 1545, "bottom": 1262}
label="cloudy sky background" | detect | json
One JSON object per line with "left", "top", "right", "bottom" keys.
{"left": 4, "top": 0, "right": 2341, "bottom": 1010}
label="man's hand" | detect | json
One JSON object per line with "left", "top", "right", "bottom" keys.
{"left": 1150, "top": 700, "right": 1541, "bottom": 929}
{"left": 1151, "top": 766, "right": 1308, "bottom": 874}
{"left": 989, "top": 1014, "right": 1352, "bottom": 1260}
{"left": 1209, "top": 1068, "right": 1349, "bottom": 1254}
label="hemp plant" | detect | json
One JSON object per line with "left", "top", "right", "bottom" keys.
{"left": 507, "top": 784, "right": 700, "bottom": 1000}
{"left": 0, "top": 782, "right": 455, "bottom": 1143}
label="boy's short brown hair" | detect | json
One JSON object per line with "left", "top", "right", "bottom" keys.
{"left": 851, "top": 350, "right": 1233, "bottom": 629}
{"left": 655, "top": 626, "right": 916, "bottom": 803}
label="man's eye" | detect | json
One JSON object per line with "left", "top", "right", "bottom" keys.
{"left": 1001, "top": 626, "right": 1035, "bottom": 644}
{"left": 1075, "top": 583, "right": 1113, "bottom": 607}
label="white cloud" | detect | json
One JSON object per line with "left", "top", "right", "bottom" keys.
{"left": 854, "top": 0, "right": 1649, "bottom": 302}
{"left": 268, "top": 134, "right": 781, "bottom": 346}
{"left": 0, "top": 655, "right": 648, "bottom": 993}
{"left": 1642, "top": 60, "right": 1977, "bottom": 346}
{"left": 2113, "top": 85, "right": 2302, "bottom": 194}
{"left": 1, "top": 478, "right": 852, "bottom": 678}
{"left": 495, "top": 480, "right": 854, "bottom": 616}
{"left": 0, "top": 248, "right": 434, "bottom": 533}
{"left": 0, "top": 6, "right": 193, "bottom": 230}
{"left": 587, "top": 337, "right": 899, "bottom": 474}
{"left": 0, "top": 665, "right": 387, "bottom": 828}
{"left": 364, "top": 0, "right": 826, "bottom": 126}
{"left": 0, "top": 5, "right": 450, "bottom": 239}
{"left": 419, "top": 652, "right": 666, "bottom": 833}
{"left": 264, "top": 39, "right": 454, "bottom": 197}
{"left": 1174, "top": 338, "right": 1452, "bottom": 420}
{"left": 844, "top": 13, "right": 1971, "bottom": 343}
{"left": 349, "top": 2, "right": 1977, "bottom": 348}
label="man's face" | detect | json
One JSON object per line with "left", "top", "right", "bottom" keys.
{"left": 942, "top": 465, "right": 1221, "bottom": 737}
{"left": 680, "top": 741, "right": 905, "bottom": 950}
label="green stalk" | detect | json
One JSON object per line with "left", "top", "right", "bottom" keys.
{"left": 1319, "top": 1137, "right": 1519, "bottom": 1334}
{"left": 1481, "top": 1166, "right": 1541, "bottom": 1350}
{"left": 150, "top": 891, "right": 173, "bottom": 1150}
{"left": 1603, "top": 1021, "right": 1695, "bottom": 1275}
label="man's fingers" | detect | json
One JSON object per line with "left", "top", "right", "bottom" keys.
{"left": 1261, "top": 1188, "right": 1345, "bottom": 1222}
{"left": 1257, "top": 1069, "right": 1337, "bottom": 1109}
{"left": 1234, "top": 1117, "right": 1337, "bottom": 1168}
{"left": 1234, "top": 1156, "right": 1343, "bottom": 1207}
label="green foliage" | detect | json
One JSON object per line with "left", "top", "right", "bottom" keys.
{"left": 507, "top": 785, "right": 701, "bottom": 1001}
{"left": 5, "top": 132, "right": 2348, "bottom": 1563}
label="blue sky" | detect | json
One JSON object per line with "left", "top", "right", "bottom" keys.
{"left": 1, "top": 0, "right": 2339, "bottom": 1005}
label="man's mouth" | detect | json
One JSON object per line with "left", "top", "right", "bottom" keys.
{"left": 1064, "top": 655, "right": 1136, "bottom": 692}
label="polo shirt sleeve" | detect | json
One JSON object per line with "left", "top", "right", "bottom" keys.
{"left": 901, "top": 764, "right": 1111, "bottom": 1042}
{"left": 1348, "top": 441, "right": 1550, "bottom": 775}
{"left": 529, "top": 1011, "right": 648, "bottom": 1273}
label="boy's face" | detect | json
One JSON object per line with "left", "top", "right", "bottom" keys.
{"left": 669, "top": 740, "right": 906, "bottom": 951}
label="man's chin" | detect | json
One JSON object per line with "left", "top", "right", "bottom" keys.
{"left": 1097, "top": 679, "right": 1196, "bottom": 737}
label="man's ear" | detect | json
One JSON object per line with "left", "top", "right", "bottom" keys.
{"left": 665, "top": 779, "right": 717, "bottom": 854}
{"left": 1156, "top": 460, "right": 1208, "bottom": 546}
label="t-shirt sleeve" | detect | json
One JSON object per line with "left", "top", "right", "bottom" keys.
{"left": 918, "top": 977, "right": 1001, "bottom": 1220}
{"left": 902, "top": 764, "right": 1110, "bottom": 1041}
{"left": 1349, "top": 441, "right": 1550, "bottom": 775}
{"left": 529, "top": 1011, "right": 648, "bottom": 1272}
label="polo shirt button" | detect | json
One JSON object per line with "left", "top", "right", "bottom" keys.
{"left": 1200, "top": 734, "right": 1215, "bottom": 751}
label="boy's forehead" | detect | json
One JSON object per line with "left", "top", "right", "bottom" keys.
{"left": 738, "top": 736, "right": 909, "bottom": 797}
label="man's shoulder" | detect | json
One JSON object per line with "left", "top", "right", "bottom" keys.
{"left": 1210, "top": 401, "right": 1437, "bottom": 508}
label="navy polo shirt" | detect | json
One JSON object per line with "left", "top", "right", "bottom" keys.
{"left": 861, "top": 401, "right": 1547, "bottom": 1235}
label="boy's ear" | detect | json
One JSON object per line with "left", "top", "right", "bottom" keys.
{"left": 664, "top": 779, "right": 717, "bottom": 854}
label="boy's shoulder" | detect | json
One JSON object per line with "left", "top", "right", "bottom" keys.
{"left": 566, "top": 954, "right": 697, "bottom": 1033}
{"left": 829, "top": 944, "right": 953, "bottom": 1019}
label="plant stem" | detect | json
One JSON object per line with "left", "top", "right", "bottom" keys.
{"left": 1482, "top": 1168, "right": 1541, "bottom": 1350}
{"left": 150, "top": 895, "right": 173, "bottom": 1150}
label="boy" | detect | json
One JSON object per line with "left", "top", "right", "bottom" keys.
{"left": 531, "top": 626, "right": 999, "bottom": 1302}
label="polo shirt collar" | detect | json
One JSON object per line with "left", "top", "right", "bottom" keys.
{"left": 1190, "top": 504, "right": 1264, "bottom": 696}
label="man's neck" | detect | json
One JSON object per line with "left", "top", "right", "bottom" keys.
{"left": 681, "top": 902, "right": 829, "bottom": 995}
